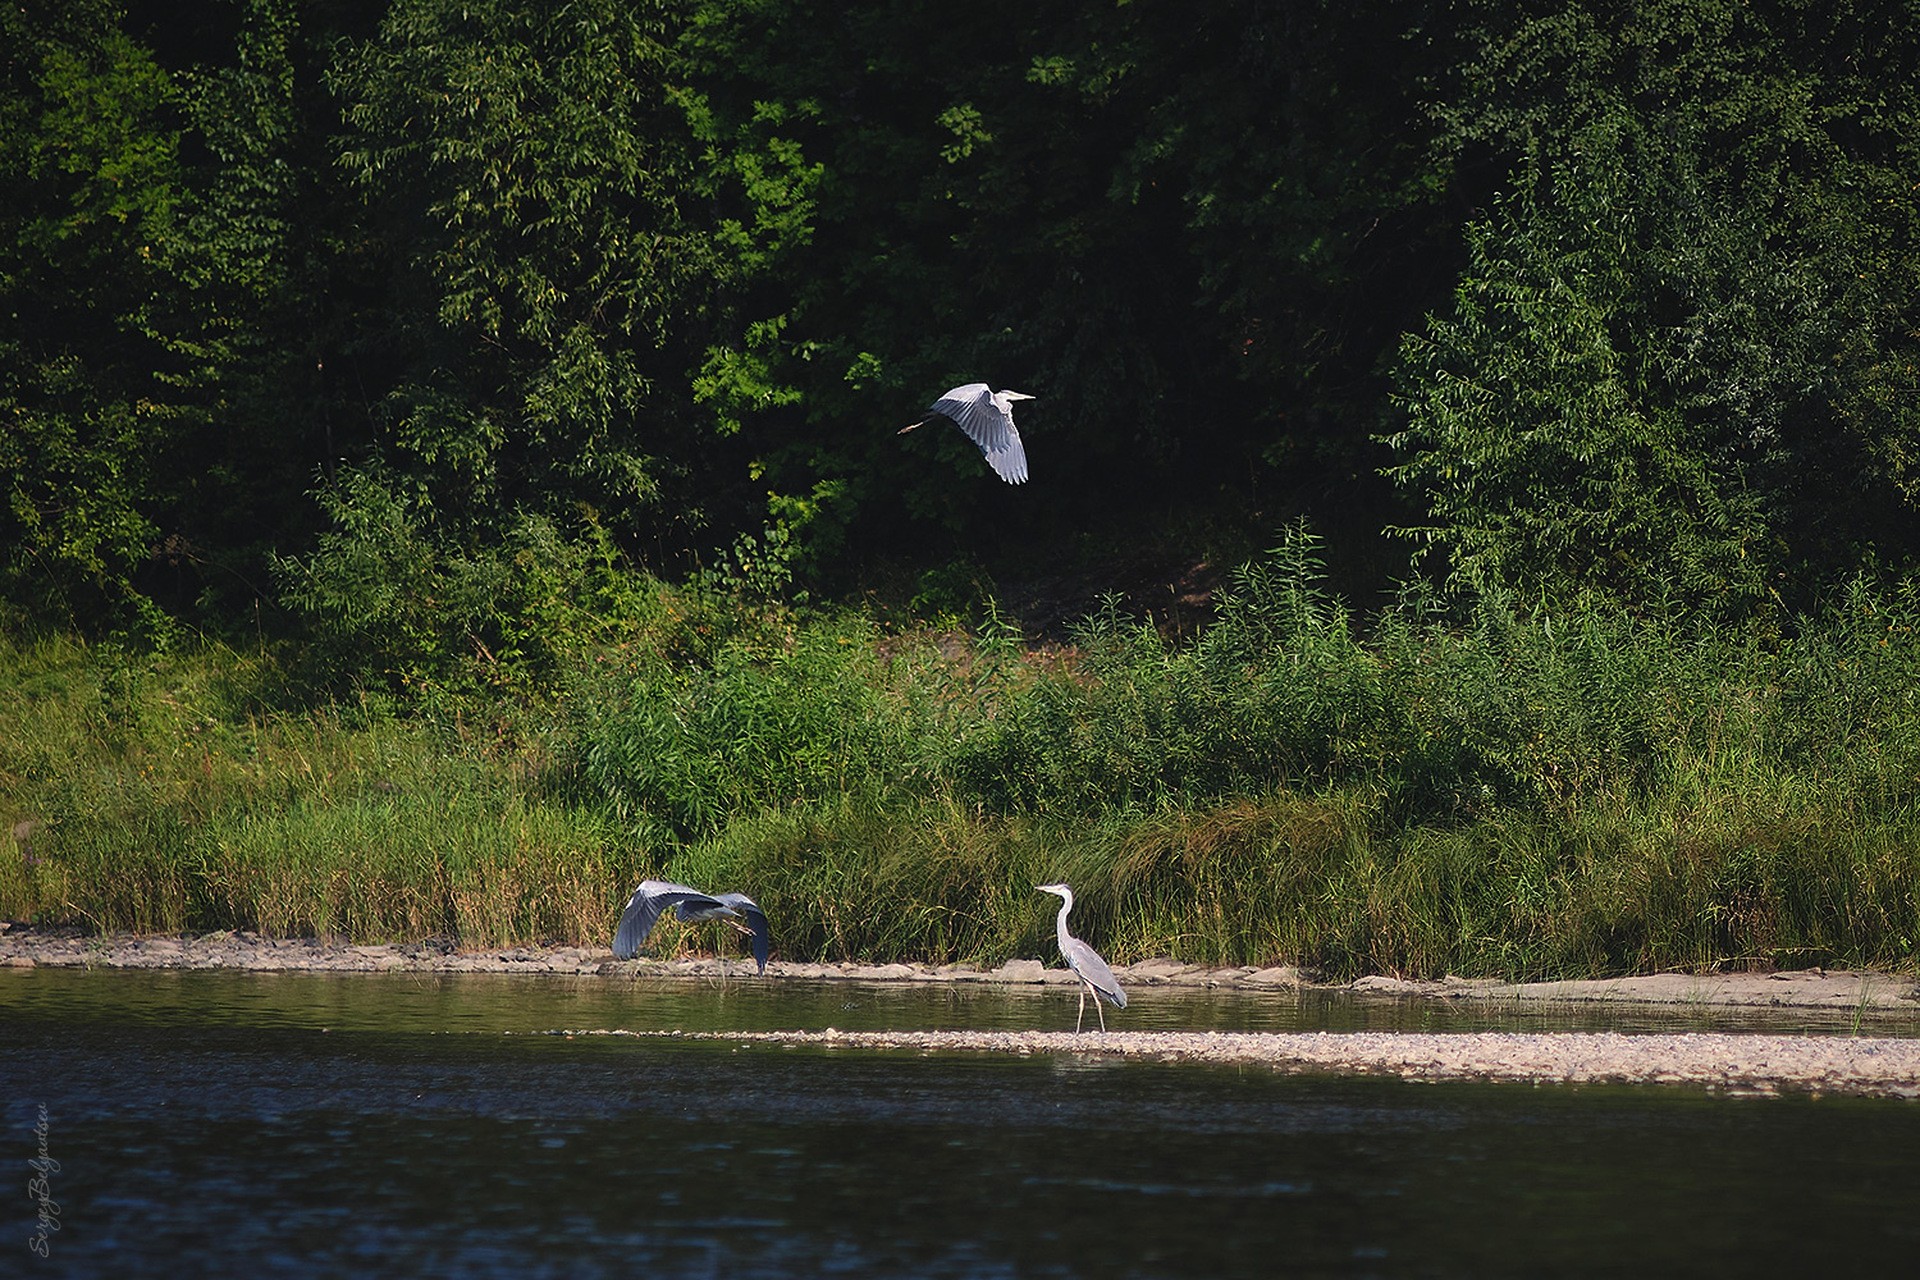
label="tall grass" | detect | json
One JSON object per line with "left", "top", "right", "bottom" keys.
{"left": 6, "top": 533, "right": 1920, "bottom": 977}
{"left": 654, "top": 788, "right": 1918, "bottom": 979}
{"left": 576, "top": 528, "right": 1920, "bottom": 974}
{"left": 0, "top": 635, "right": 639, "bottom": 945}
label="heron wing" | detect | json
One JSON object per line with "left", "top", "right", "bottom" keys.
{"left": 613, "top": 880, "right": 723, "bottom": 959}
{"left": 1063, "top": 938, "right": 1127, "bottom": 1008}
{"left": 927, "top": 384, "right": 1029, "bottom": 485}
{"left": 711, "top": 892, "right": 772, "bottom": 974}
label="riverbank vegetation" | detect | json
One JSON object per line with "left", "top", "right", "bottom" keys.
{"left": 6, "top": 531, "right": 1917, "bottom": 977}
{"left": 4, "top": 2, "right": 1919, "bottom": 976}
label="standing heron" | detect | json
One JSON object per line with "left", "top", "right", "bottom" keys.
{"left": 614, "top": 879, "right": 772, "bottom": 975}
{"left": 899, "top": 383, "right": 1033, "bottom": 484}
{"left": 1035, "top": 882, "right": 1127, "bottom": 1032}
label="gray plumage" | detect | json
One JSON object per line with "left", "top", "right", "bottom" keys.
{"left": 614, "top": 879, "right": 771, "bottom": 974}
{"left": 899, "top": 382, "right": 1033, "bottom": 484}
{"left": 1035, "top": 882, "right": 1126, "bottom": 1031}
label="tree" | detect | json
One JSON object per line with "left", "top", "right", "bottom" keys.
{"left": 1387, "top": 0, "right": 1920, "bottom": 610}
{"left": 326, "top": 0, "right": 814, "bottom": 551}
{"left": 0, "top": 2, "right": 192, "bottom": 628}
{"left": 0, "top": 0, "right": 367, "bottom": 630}
{"left": 1387, "top": 128, "right": 1766, "bottom": 608}
{"left": 685, "top": 0, "right": 1457, "bottom": 562}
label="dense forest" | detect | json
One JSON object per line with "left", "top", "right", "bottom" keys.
{"left": 8, "top": 0, "right": 1919, "bottom": 638}
{"left": 5, "top": 1, "right": 1920, "bottom": 972}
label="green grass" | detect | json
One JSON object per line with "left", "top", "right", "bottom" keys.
{"left": 5, "top": 536, "right": 1920, "bottom": 978}
{"left": 0, "top": 634, "right": 638, "bottom": 946}
{"left": 656, "top": 788, "right": 1918, "bottom": 979}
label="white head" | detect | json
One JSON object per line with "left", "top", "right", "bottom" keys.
{"left": 1035, "top": 882, "right": 1072, "bottom": 902}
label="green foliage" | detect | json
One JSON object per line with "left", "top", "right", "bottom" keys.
{"left": 10, "top": 549, "right": 1920, "bottom": 975}
{"left": 0, "top": 631, "right": 638, "bottom": 944}
{"left": 8, "top": 1, "right": 1920, "bottom": 632}
{"left": 578, "top": 527, "right": 1920, "bottom": 845}
{"left": 1387, "top": 131, "right": 1764, "bottom": 608}
{"left": 948, "top": 527, "right": 1394, "bottom": 811}
{"left": 571, "top": 527, "right": 1920, "bottom": 972}
{"left": 1391, "top": 0, "right": 1920, "bottom": 610}
{"left": 328, "top": 0, "right": 814, "bottom": 544}
{"left": 679, "top": 0, "right": 1454, "bottom": 551}
{"left": 0, "top": 0, "right": 356, "bottom": 630}
{"left": 0, "top": 5, "right": 187, "bottom": 623}
{"left": 11, "top": 2, "right": 1920, "bottom": 981}
{"left": 663, "top": 802, "right": 1046, "bottom": 964}
{"left": 273, "top": 465, "right": 678, "bottom": 697}
{"left": 644, "top": 784, "right": 1920, "bottom": 977}
{"left": 584, "top": 612, "right": 948, "bottom": 839}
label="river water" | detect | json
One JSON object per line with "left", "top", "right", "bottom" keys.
{"left": 6, "top": 968, "right": 1919, "bottom": 1276}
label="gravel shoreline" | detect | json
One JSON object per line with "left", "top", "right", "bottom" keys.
{"left": 555, "top": 1027, "right": 1920, "bottom": 1099}
{"left": 9, "top": 925, "right": 1920, "bottom": 1097}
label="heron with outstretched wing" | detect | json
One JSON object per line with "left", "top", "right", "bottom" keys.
{"left": 614, "top": 879, "right": 771, "bottom": 974}
{"left": 899, "top": 383, "right": 1033, "bottom": 484}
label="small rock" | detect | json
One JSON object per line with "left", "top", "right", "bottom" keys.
{"left": 1242, "top": 966, "right": 1304, "bottom": 988}
{"left": 1124, "top": 957, "right": 1195, "bottom": 984}
{"left": 912, "top": 967, "right": 962, "bottom": 982}
{"left": 779, "top": 959, "right": 833, "bottom": 982}
{"left": 846, "top": 963, "right": 916, "bottom": 981}
{"left": 993, "top": 959, "right": 1047, "bottom": 983}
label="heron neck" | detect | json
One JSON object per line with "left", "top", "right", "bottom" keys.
{"left": 1053, "top": 894, "right": 1074, "bottom": 950}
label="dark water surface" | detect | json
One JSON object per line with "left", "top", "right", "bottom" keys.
{"left": 6, "top": 968, "right": 1919, "bottom": 1277}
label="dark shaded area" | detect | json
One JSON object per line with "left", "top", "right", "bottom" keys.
{"left": 5, "top": 1, "right": 1916, "bottom": 645}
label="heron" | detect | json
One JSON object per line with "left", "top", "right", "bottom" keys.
{"left": 1035, "top": 882, "right": 1127, "bottom": 1032}
{"left": 613, "top": 879, "right": 771, "bottom": 975}
{"left": 899, "top": 383, "right": 1033, "bottom": 484}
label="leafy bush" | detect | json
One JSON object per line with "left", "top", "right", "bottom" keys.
{"left": 579, "top": 525, "right": 1920, "bottom": 844}
{"left": 10, "top": 547, "right": 1920, "bottom": 975}
{"left": 274, "top": 466, "right": 676, "bottom": 697}
{"left": 579, "top": 607, "right": 1041, "bottom": 841}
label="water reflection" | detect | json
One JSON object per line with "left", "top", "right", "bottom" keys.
{"left": 5, "top": 965, "right": 1916, "bottom": 1039}
{"left": 5, "top": 968, "right": 1920, "bottom": 1277}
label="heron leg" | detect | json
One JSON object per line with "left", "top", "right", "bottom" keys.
{"left": 1075, "top": 984, "right": 1087, "bottom": 1033}
{"left": 1093, "top": 986, "right": 1107, "bottom": 1033}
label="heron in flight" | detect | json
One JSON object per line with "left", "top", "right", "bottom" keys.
{"left": 1035, "top": 882, "right": 1127, "bottom": 1031}
{"left": 899, "top": 383, "right": 1032, "bottom": 484}
{"left": 614, "top": 879, "right": 772, "bottom": 974}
